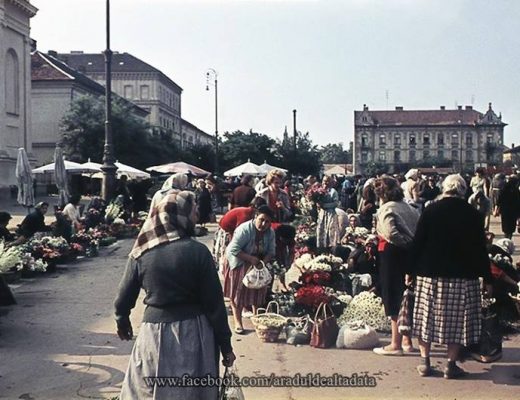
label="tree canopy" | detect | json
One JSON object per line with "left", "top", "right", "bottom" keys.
{"left": 319, "top": 143, "right": 352, "bottom": 164}
{"left": 60, "top": 95, "right": 180, "bottom": 170}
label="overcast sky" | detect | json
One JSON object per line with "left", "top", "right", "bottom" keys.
{"left": 31, "top": 0, "right": 520, "bottom": 147}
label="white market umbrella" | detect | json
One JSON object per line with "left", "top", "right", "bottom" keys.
{"left": 80, "top": 158, "right": 103, "bottom": 172}
{"left": 223, "top": 160, "right": 264, "bottom": 177}
{"left": 324, "top": 165, "right": 347, "bottom": 176}
{"left": 54, "top": 146, "right": 70, "bottom": 208}
{"left": 146, "top": 161, "right": 210, "bottom": 177}
{"left": 258, "top": 161, "right": 288, "bottom": 174}
{"left": 89, "top": 161, "right": 149, "bottom": 180}
{"left": 32, "top": 160, "right": 98, "bottom": 174}
{"left": 15, "top": 148, "right": 35, "bottom": 211}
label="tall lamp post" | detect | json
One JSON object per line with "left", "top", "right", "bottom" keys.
{"left": 101, "top": 0, "right": 117, "bottom": 201}
{"left": 206, "top": 68, "right": 218, "bottom": 174}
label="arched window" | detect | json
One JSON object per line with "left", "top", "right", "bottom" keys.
{"left": 5, "top": 49, "right": 20, "bottom": 114}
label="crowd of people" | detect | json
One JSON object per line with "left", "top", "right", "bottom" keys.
{"left": 3, "top": 165, "right": 520, "bottom": 398}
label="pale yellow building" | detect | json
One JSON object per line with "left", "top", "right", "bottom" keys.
{"left": 353, "top": 104, "right": 506, "bottom": 175}
{"left": 0, "top": 0, "right": 37, "bottom": 198}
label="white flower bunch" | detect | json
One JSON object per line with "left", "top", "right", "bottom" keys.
{"left": 112, "top": 218, "right": 126, "bottom": 226}
{"left": 105, "top": 202, "right": 123, "bottom": 220}
{"left": 306, "top": 261, "right": 332, "bottom": 272}
{"left": 293, "top": 253, "right": 313, "bottom": 269}
{"left": 338, "top": 291, "right": 391, "bottom": 332}
{"left": 41, "top": 236, "right": 68, "bottom": 248}
{"left": 0, "top": 240, "right": 23, "bottom": 273}
{"left": 313, "top": 254, "right": 343, "bottom": 266}
{"left": 20, "top": 252, "right": 48, "bottom": 272}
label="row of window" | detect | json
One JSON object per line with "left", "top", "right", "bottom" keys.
{"left": 159, "top": 86, "right": 180, "bottom": 110}
{"left": 124, "top": 84, "right": 150, "bottom": 100}
{"left": 159, "top": 115, "right": 180, "bottom": 132}
{"left": 361, "top": 150, "right": 476, "bottom": 163}
{"left": 361, "top": 132, "right": 496, "bottom": 147}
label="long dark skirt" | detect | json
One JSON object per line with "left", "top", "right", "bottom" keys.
{"left": 501, "top": 212, "right": 517, "bottom": 236}
{"left": 378, "top": 243, "right": 409, "bottom": 317}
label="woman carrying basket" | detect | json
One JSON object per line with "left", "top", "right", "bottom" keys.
{"left": 225, "top": 205, "right": 276, "bottom": 334}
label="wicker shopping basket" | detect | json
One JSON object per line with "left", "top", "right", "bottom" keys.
{"left": 251, "top": 301, "right": 287, "bottom": 342}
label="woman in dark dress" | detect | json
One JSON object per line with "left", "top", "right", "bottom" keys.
{"left": 494, "top": 176, "right": 520, "bottom": 239}
{"left": 410, "top": 174, "right": 492, "bottom": 379}
{"left": 196, "top": 179, "right": 213, "bottom": 227}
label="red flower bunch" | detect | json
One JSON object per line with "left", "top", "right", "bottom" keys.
{"left": 300, "top": 271, "right": 332, "bottom": 286}
{"left": 294, "top": 285, "right": 331, "bottom": 308}
{"left": 306, "top": 185, "right": 328, "bottom": 203}
{"left": 70, "top": 243, "right": 85, "bottom": 255}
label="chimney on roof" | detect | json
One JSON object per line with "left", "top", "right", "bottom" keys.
{"left": 395, "top": 106, "right": 403, "bottom": 111}
{"left": 48, "top": 50, "right": 57, "bottom": 58}
{"left": 512, "top": 143, "right": 515, "bottom": 150}
{"left": 465, "top": 105, "right": 473, "bottom": 110}
{"left": 457, "top": 105, "right": 463, "bottom": 110}
{"left": 440, "top": 106, "right": 446, "bottom": 110}
{"left": 70, "top": 51, "right": 84, "bottom": 54}
{"left": 363, "top": 104, "right": 368, "bottom": 111}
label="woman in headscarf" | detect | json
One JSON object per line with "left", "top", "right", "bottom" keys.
{"left": 114, "top": 191, "right": 234, "bottom": 400}
{"left": 409, "top": 174, "right": 492, "bottom": 379}
{"left": 147, "top": 173, "right": 188, "bottom": 217}
{"left": 225, "top": 205, "right": 276, "bottom": 333}
{"left": 372, "top": 176, "right": 419, "bottom": 357}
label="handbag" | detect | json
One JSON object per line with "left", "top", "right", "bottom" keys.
{"left": 219, "top": 366, "right": 245, "bottom": 400}
{"left": 310, "top": 302, "right": 339, "bottom": 349}
{"left": 242, "top": 261, "right": 272, "bottom": 289}
{"left": 285, "top": 314, "right": 314, "bottom": 345}
{"left": 397, "top": 285, "right": 414, "bottom": 336}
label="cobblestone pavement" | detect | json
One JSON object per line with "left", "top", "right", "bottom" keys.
{"left": 0, "top": 198, "right": 519, "bottom": 399}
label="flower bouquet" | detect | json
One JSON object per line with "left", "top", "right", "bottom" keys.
{"left": 300, "top": 270, "right": 332, "bottom": 286}
{"left": 105, "top": 201, "right": 123, "bottom": 224}
{"left": 294, "top": 284, "right": 331, "bottom": 308}
{"left": 337, "top": 291, "right": 391, "bottom": 332}
{"left": 19, "top": 252, "right": 48, "bottom": 277}
{"left": 306, "top": 185, "right": 328, "bottom": 204}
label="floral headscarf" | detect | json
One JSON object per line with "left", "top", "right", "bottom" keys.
{"left": 130, "top": 191, "right": 195, "bottom": 259}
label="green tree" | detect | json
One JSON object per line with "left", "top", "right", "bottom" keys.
{"left": 275, "top": 132, "right": 322, "bottom": 176}
{"left": 60, "top": 95, "right": 179, "bottom": 170}
{"left": 219, "top": 130, "right": 278, "bottom": 172}
{"left": 182, "top": 143, "right": 216, "bottom": 172}
{"left": 320, "top": 143, "right": 352, "bottom": 164}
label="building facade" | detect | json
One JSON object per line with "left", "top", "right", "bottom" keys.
{"left": 55, "top": 52, "right": 182, "bottom": 140}
{"left": 181, "top": 118, "right": 214, "bottom": 149}
{"left": 0, "top": 0, "right": 37, "bottom": 196}
{"left": 31, "top": 51, "right": 148, "bottom": 165}
{"left": 353, "top": 104, "right": 506, "bottom": 175}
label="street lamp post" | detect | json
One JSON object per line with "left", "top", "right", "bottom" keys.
{"left": 206, "top": 69, "right": 219, "bottom": 174}
{"left": 101, "top": 0, "right": 117, "bottom": 201}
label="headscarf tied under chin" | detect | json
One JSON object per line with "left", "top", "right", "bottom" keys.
{"left": 130, "top": 191, "right": 195, "bottom": 259}
{"left": 161, "top": 173, "right": 188, "bottom": 191}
